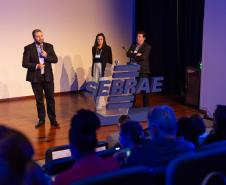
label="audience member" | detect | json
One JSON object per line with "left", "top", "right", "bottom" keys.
{"left": 54, "top": 109, "right": 119, "bottom": 185}
{"left": 177, "top": 114, "right": 205, "bottom": 147}
{"left": 106, "top": 115, "right": 131, "bottom": 148}
{"left": 0, "top": 125, "right": 49, "bottom": 185}
{"left": 123, "top": 106, "right": 195, "bottom": 169}
{"left": 114, "top": 121, "right": 145, "bottom": 166}
{"left": 205, "top": 105, "right": 226, "bottom": 144}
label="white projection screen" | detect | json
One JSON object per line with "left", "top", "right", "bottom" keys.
{"left": 0, "top": 0, "right": 134, "bottom": 99}
{"left": 200, "top": 0, "right": 226, "bottom": 116}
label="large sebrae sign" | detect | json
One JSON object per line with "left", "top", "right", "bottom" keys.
{"left": 83, "top": 64, "right": 164, "bottom": 109}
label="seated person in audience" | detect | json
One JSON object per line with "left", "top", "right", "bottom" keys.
{"left": 123, "top": 105, "right": 195, "bottom": 169}
{"left": 22, "top": 161, "right": 50, "bottom": 185}
{"left": 54, "top": 109, "right": 120, "bottom": 185}
{"left": 114, "top": 121, "right": 145, "bottom": 166}
{"left": 119, "top": 121, "right": 145, "bottom": 149}
{"left": 190, "top": 114, "right": 207, "bottom": 145}
{"left": 177, "top": 115, "right": 206, "bottom": 148}
{"left": 0, "top": 125, "right": 49, "bottom": 185}
{"left": 205, "top": 105, "right": 226, "bottom": 144}
{"left": 106, "top": 115, "right": 131, "bottom": 148}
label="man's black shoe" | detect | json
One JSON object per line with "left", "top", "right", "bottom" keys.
{"left": 35, "top": 120, "right": 45, "bottom": 129}
{"left": 51, "top": 121, "right": 60, "bottom": 128}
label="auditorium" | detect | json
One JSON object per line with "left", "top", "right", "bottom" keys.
{"left": 0, "top": 0, "right": 226, "bottom": 185}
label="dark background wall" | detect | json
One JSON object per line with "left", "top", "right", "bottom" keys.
{"left": 135, "top": 0, "right": 205, "bottom": 96}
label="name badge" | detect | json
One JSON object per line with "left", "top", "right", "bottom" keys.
{"left": 95, "top": 54, "right": 101, "bottom": 59}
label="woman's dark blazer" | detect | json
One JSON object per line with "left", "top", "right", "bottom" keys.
{"left": 92, "top": 45, "right": 112, "bottom": 77}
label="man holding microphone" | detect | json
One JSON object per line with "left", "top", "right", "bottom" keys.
{"left": 22, "top": 29, "right": 59, "bottom": 128}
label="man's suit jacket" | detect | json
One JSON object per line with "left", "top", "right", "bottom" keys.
{"left": 91, "top": 45, "right": 112, "bottom": 77}
{"left": 22, "top": 42, "right": 58, "bottom": 83}
{"left": 126, "top": 42, "right": 151, "bottom": 74}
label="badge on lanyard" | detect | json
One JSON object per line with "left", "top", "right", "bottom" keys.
{"left": 95, "top": 48, "right": 102, "bottom": 59}
{"left": 95, "top": 54, "right": 101, "bottom": 59}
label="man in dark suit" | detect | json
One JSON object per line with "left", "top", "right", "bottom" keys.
{"left": 22, "top": 29, "right": 59, "bottom": 128}
{"left": 127, "top": 31, "right": 151, "bottom": 107}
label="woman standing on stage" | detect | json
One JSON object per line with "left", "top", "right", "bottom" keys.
{"left": 92, "top": 33, "right": 112, "bottom": 82}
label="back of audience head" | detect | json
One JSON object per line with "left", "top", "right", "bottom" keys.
{"left": 177, "top": 115, "right": 205, "bottom": 147}
{"left": 190, "top": 114, "right": 206, "bottom": 135}
{"left": 0, "top": 125, "right": 34, "bottom": 185}
{"left": 213, "top": 105, "right": 226, "bottom": 139}
{"left": 148, "top": 105, "right": 177, "bottom": 139}
{"left": 119, "top": 121, "right": 144, "bottom": 148}
{"left": 118, "top": 115, "right": 131, "bottom": 128}
{"left": 69, "top": 109, "right": 101, "bottom": 158}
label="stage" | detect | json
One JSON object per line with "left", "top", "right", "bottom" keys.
{"left": 0, "top": 93, "right": 200, "bottom": 160}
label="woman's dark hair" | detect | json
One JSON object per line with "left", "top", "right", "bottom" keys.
{"left": 190, "top": 114, "right": 206, "bottom": 136}
{"left": 120, "top": 121, "right": 144, "bottom": 145}
{"left": 177, "top": 116, "right": 205, "bottom": 147}
{"left": 93, "top": 33, "right": 107, "bottom": 48}
{"left": 69, "top": 109, "right": 101, "bottom": 155}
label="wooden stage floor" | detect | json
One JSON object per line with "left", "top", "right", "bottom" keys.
{"left": 0, "top": 93, "right": 199, "bottom": 160}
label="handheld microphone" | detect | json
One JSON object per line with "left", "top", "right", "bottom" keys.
{"left": 40, "top": 44, "right": 44, "bottom": 52}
